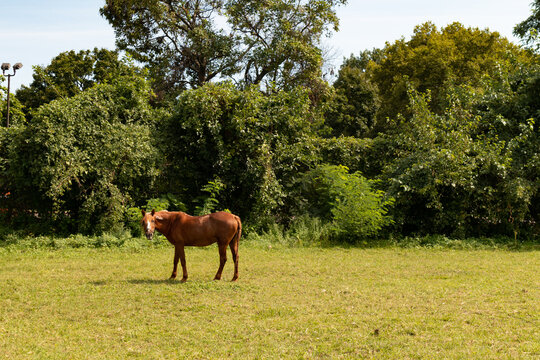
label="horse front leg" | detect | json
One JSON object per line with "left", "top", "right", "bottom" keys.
{"left": 214, "top": 243, "right": 227, "bottom": 280}
{"left": 171, "top": 245, "right": 188, "bottom": 282}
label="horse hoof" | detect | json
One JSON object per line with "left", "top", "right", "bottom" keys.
{"left": 180, "top": 278, "right": 187, "bottom": 283}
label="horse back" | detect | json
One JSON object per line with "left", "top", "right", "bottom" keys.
{"left": 171, "top": 211, "right": 239, "bottom": 247}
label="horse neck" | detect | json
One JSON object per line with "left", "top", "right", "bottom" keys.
{"left": 154, "top": 212, "right": 174, "bottom": 237}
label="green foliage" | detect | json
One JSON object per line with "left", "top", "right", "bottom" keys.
{"left": 194, "top": 178, "right": 226, "bottom": 216}
{"left": 329, "top": 22, "right": 540, "bottom": 240}
{"left": 471, "top": 59, "right": 540, "bottom": 239}
{"left": 15, "top": 48, "right": 141, "bottom": 115}
{"left": 3, "top": 14, "right": 540, "bottom": 244}
{"left": 6, "top": 75, "right": 167, "bottom": 234}
{"left": 246, "top": 215, "right": 331, "bottom": 247}
{"left": 143, "top": 193, "right": 187, "bottom": 213}
{"left": 381, "top": 89, "right": 493, "bottom": 235}
{"left": 100, "top": 0, "right": 347, "bottom": 93}
{"left": 0, "top": 125, "right": 23, "bottom": 196}
{"left": 514, "top": 0, "right": 540, "bottom": 50}
{"left": 101, "top": 0, "right": 238, "bottom": 93}
{"left": 344, "top": 22, "right": 534, "bottom": 128}
{"left": 393, "top": 235, "right": 533, "bottom": 250}
{"left": 381, "top": 83, "right": 539, "bottom": 238}
{"left": 303, "top": 165, "right": 393, "bottom": 242}
{"left": 325, "top": 66, "right": 380, "bottom": 137}
{"left": 124, "top": 207, "right": 144, "bottom": 237}
{"left": 226, "top": 0, "right": 347, "bottom": 89}
{"left": 0, "top": 230, "right": 166, "bottom": 250}
{"left": 161, "top": 82, "right": 320, "bottom": 224}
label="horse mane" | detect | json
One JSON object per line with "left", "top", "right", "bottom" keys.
{"left": 155, "top": 210, "right": 172, "bottom": 221}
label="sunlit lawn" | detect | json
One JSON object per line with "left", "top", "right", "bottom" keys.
{"left": 0, "top": 244, "right": 538, "bottom": 359}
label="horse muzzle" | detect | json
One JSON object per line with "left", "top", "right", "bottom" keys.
{"left": 145, "top": 231, "right": 154, "bottom": 241}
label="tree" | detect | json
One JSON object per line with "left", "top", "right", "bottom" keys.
{"left": 471, "top": 58, "right": 540, "bottom": 239}
{"left": 514, "top": 0, "right": 540, "bottom": 49}
{"left": 226, "top": 0, "right": 346, "bottom": 90}
{"left": 345, "top": 22, "right": 532, "bottom": 127}
{"left": 6, "top": 75, "right": 167, "bottom": 233}
{"left": 100, "top": 0, "right": 347, "bottom": 94}
{"left": 325, "top": 65, "right": 380, "bottom": 137}
{"left": 16, "top": 48, "right": 139, "bottom": 114}
{"left": 101, "top": 0, "right": 237, "bottom": 94}
{"left": 379, "top": 77, "right": 539, "bottom": 238}
{"left": 160, "top": 82, "right": 321, "bottom": 225}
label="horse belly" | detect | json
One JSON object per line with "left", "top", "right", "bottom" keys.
{"left": 182, "top": 230, "right": 220, "bottom": 247}
{"left": 184, "top": 237, "right": 217, "bottom": 247}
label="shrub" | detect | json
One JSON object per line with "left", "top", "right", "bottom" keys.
{"left": 302, "top": 165, "right": 394, "bottom": 242}
{"left": 247, "top": 215, "right": 331, "bottom": 247}
{"left": 161, "top": 83, "right": 319, "bottom": 225}
{"left": 6, "top": 76, "right": 168, "bottom": 234}
{"left": 194, "top": 178, "right": 226, "bottom": 216}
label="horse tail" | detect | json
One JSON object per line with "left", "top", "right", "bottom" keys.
{"left": 230, "top": 215, "right": 242, "bottom": 281}
{"left": 233, "top": 215, "right": 242, "bottom": 244}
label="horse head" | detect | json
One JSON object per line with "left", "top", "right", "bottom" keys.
{"left": 141, "top": 209, "right": 156, "bottom": 240}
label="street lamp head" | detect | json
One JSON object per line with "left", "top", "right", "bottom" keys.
{"left": 1, "top": 63, "right": 10, "bottom": 71}
{"left": 13, "top": 63, "right": 23, "bottom": 70}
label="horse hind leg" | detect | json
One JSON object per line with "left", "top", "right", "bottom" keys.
{"left": 229, "top": 216, "right": 241, "bottom": 281}
{"left": 214, "top": 243, "right": 227, "bottom": 280}
{"left": 229, "top": 237, "right": 239, "bottom": 281}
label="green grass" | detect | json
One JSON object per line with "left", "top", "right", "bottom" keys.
{"left": 0, "top": 244, "right": 538, "bottom": 359}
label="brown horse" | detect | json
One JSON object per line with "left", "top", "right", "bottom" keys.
{"left": 141, "top": 210, "right": 241, "bottom": 282}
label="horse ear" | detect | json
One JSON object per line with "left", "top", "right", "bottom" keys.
{"left": 141, "top": 210, "right": 146, "bottom": 217}
{"left": 151, "top": 209, "right": 155, "bottom": 216}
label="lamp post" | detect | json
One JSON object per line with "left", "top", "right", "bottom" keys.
{"left": 2, "top": 62, "right": 23, "bottom": 127}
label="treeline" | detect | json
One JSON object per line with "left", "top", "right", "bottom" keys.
{"left": 1, "top": 0, "right": 540, "bottom": 242}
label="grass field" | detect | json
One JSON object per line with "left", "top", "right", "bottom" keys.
{"left": 0, "top": 243, "right": 538, "bottom": 359}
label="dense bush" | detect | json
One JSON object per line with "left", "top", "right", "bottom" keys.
{"left": 301, "top": 165, "right": 394, "bottom": 242}
{"left": 161, "top": 83, "right": 320, "bottom": 226}
{"left": 2, "top": 18, "right": 540, "bottom": 244}
{"left": 333, "top": 22, "right": 540, "bottom": 240}
{"left": 0, "top": 228, "right": 167, "bottom": 251}
{"left": 3, "top": 76, "right": 168, "bottom": 234}
{"left": 381, "top": 85, "right": 539, "bottom": 238}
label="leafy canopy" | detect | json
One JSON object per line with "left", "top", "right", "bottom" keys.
{"left": 100, "top": 0, "right": 347, "bottom": 94}
{"left": 8, "top": 75, "right": 167, "bottom": 234}
{"left": 16, "top": 48, "right": 140, "bottom": 114}
{"left": 342, "top": 22, "right": 533, "bottom": 125}
{"left": 514, "top": 0, "right": 540, "bottom": 50}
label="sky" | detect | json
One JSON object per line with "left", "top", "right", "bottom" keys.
{"left": 0, "top": 0, "right": 535, "bottom": 91}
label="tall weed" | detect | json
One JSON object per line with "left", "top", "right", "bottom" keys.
{"left": 247, "top": 216, "right": 331, "bottom": 247}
